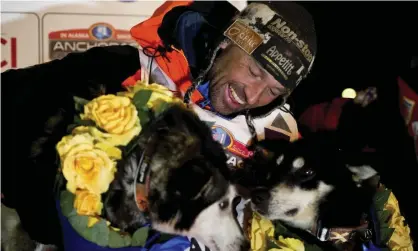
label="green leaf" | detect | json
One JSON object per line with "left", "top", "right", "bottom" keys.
{"left": 133, "top": 90, "right": 152, "bottom": 110}
{"left": 377, "top": 210, "right": 391, "bottom": 223}
{"left": 305, "top": 243, "right": 324, "bottom": 251}
{"left": 137, "top": 108, "right": 151, "bottom": 128}
{"left": 122, "top": 135, "right": 140, "bottom": 157}
{"left": 73, "top": 96, "right": 90, "bottom": 113}
{"left": 74, "top": 115, "right": 96, "bottom": 127}
{"left": 153, "top": 101, "right": 171, "bottom": 117}
{"left": 71, "top": 217, "right": 110, "bottom": 247}
{"left": 380, "top": 227, "right": 395, "bottom": 245}
{"left": 108, "top": 230, "right": 127, "bottom": 248}
{"left": 122, "top": 234, "right": 132, "bottom": 247}
{"left": 374, "top": 189, "right": 391, "bottom": 210}
{"left": 60, "top": 190, "right": 75, "bottom": 217}
{"left": 89, "top": 219, "right": 110, "bottom": 247}
{"left": 266, "top": 238, "right": 280, "bottom": 249}
{"left": 68, "top": 214, "right": 89, "bottom": 237}
{"left": 273, "top": 221, "right": 290, "bottom": 238}
{"left": 131, "top": 226, "right": 150, "bottom": 247}
{"left": 54, "top": 171, "right": 65, "bottom": 194}
{"left": 66, "top": 123, "right": 78, "bottom": 133}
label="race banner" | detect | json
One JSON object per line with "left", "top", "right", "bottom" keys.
{"left": 42, "top": 13, "right": 147, "bottom": 62}
{"left": 1, "top": 12, "right": 40, "bottom": 73}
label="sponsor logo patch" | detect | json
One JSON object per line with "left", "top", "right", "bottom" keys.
{"left": 223, "top": 20, "right": 263, "bottom": 54}
{"left": 208, "top": 124, "right": 253, "bottom": 168}
{"left": 266, "top": 14, "right": 314, "bottom": 64}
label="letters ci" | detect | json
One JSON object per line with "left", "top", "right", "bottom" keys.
{"left": 1, "top": 37, "right": 17, "bottom": 68}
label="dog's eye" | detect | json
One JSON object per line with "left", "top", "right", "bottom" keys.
{"left": 297, "top": 168, "right": 315, "bottom": 182}
{"left": 300, "top": 168, "right": 315, "bottom": 181}
{"left": 303, "top": 169, "right": 314, "bottom": 176}
{"left": 219, "top": 200, "right": 229, "bottom": 210}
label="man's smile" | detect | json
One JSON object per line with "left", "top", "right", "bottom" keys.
{"left": 224, "top": 84, "right": 246, "bottom": 111}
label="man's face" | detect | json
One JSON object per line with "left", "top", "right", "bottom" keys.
{"left": 208, "top": 44, "right": 287, "bottom": 116}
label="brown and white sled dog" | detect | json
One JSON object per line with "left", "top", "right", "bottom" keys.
{"left": 104, "top": 105, "right": 249, "bottom": 251}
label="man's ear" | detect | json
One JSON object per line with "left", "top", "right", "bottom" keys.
{"left": 219, "top": 39, "right": 230, "bottom": 49}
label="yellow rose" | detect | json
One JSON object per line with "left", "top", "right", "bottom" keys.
{"left": 276, "top": 236, "right": 304, "bottom": 251}
{"left": 249, "top": 212, "right": 305, "bottom": 251}
{"left": 56, "top": 133, "right": 117, "bottom": 194}
{"left": 74, "top": 190, "right": 103, "bottom": 216}
{"left": 87, "top": 216, "right": 101, "bottom": 227}
{"left": 87, "top": 217, "right": 121, "bottom": 232}
{"left": 250, "top": 212, "right": 275, "bottom": 251}
{"left": 139, "top": 83, "right": 184, "bottom": 109}
{"left": 119, "top": 81, "right": 185, "bottom": 110}
{"left": 73, "top": 125, "right": 135, "bottom": 150}
{"left": 80, "top": 95, "right": 141, "bottom": 145}
{"left": 385, "top": 192, "right": 401, "bottom": 216}
{"left": 384, "top": 192, "right": 413, "bottom": 251}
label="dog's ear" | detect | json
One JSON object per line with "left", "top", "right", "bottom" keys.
{"left": 137, "top": 104, "right": 211, "bottom": 145}
{"left": 167, "top": 158, "right": 219, "bottom": 200}
{"left": 251, "top": 139, "right": 291, "bottom": 161}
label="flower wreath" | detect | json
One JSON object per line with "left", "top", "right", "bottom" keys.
{"left": 246, "top": 185, "right": 414, "bottom": 251}
{"left": 54, "top": 81, "right": 186, "bottom": 248}
{"left": 54, "top": 80, "right": 414, "bottom": 251}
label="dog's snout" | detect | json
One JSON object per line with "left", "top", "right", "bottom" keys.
{"left": 240, "top": 239, "right": 251, "bottom": 251}
{"left": 251, "top": 188, "right": 270, "bottom": 205}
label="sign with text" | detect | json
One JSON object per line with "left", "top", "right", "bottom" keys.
{"left": 1, "top": 12, "right": 40, "bottom": 72}
{"left": 42, "top": 13, "right": 146, "bottom": 62}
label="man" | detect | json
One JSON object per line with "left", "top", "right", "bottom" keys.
{"left": 1, "top": 1, "right": 316, "bottom": 250}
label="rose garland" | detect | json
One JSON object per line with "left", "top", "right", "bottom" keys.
{"left": 247, "top": 185, "right": 414, "bottom": 251}
{"left": 55, "top": 80, "right": 414, "bottom": 250}
{"left": 55, "top": 81, "right": 185, "bottom": 248}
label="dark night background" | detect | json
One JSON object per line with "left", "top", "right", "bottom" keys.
{"left": 287, "top": 1, "right": 417, "bottom": 118}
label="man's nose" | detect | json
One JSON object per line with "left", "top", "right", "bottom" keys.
{"left": 245, "top": 81, "right": 267, "bottom": 105}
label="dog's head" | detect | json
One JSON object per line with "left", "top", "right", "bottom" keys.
{"left": 235, "top": 132, "right": 374, "bottom": 230}
{"left": 105, "top": 104, "right": 249, "bottom": 251}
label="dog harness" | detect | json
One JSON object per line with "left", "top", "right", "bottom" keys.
{"left": 134, "top": 133, "right": 160, "bottom": 214}
{"left": 311, "top": 216, "right": 373, "bottom": 251}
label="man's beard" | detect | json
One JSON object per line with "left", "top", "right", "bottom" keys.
{"left": 207, "top": 64, "right": 236, "bottom": 116}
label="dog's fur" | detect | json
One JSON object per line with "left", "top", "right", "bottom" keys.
{"left": 104, "top": 105, "right": 249, "bottom": 251}
{"left": 233, "top": 132, "right": 378, "bottom": 245}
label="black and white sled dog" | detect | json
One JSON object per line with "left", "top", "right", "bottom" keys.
{"left": 234, "top": 132, "right": 381, "bottom": 249}
{"left": 104, "top": 104, "right": 249, "bottom": 251}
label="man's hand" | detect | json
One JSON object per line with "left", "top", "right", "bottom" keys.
{"left": 353, "top": 87, "right": 378, "bottom": 107}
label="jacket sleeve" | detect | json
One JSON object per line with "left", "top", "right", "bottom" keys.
{"left": 298, "top": 97, "right": 351, "bottom": 133}
{"left": 297, "top": 97, "right": 373, "bottom": 150}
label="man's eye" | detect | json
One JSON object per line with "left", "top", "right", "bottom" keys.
{"left": 249, "top": 67, "right": 258, "bottom": 77}
{"left": 269, "top": 88, "right": 280, "bottom": 96}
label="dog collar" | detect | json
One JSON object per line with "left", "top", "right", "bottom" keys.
{"left": 311, "top": 218, "right": 372, "bottom": 249}
{"left": 134, "top": 136, "right": 159, "bottom": 213}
